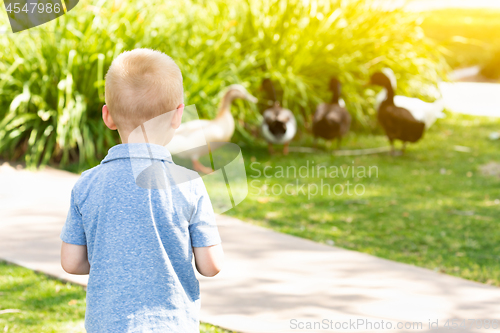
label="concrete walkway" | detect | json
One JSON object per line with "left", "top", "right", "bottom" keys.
{"left": 1, "top": 163, "right": 500, "bottom": 333}
{"left": 440, "top": 82, "right": 500, "bottom": 117}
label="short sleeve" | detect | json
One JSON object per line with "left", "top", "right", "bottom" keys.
{"left": 60, "top": 188, "right": 87, "bottom": 246}
{"left": 189, "top": 178, "right": 221, "bottom": 248}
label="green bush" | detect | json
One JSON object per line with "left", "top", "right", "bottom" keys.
{"left": 420, "top": 8, "right": 500, "bottom": 69}
{"left": 0, "top": 0, "right": 447, "bottom": 169}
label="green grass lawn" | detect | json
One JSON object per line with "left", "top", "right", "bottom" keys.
{"left": 0, "top": 262, "right": 234, "bottom": 333}
{"left": 227, "top": 113, "right": 500, "bottom": 286}
{"left": 421, "top": 8, "right": 500, "bottom": 73}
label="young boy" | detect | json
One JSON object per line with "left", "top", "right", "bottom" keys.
{"left": 60, "top": 49, "right": 223, "bottom": 332}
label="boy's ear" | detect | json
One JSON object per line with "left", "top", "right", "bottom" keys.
{"left": 102, "top": 105, "right": 117, "bottom": 130}
{"left": 171, "top": 104, "right": 184, "bottom": 130}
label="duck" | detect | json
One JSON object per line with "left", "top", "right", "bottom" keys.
{"left": 374, "top": 68, "right": 445, "bottom": 129}
{"left": 261, "top": 78, "right": 297, "bottom": 155}
{"left": 312, "top": 78, "right": 351, "bottom": 149}
{"left": 166, "top": 84, "right": 257, "bottom": 173}
{"left": 369, "top": 71, "right": 425, "bottom": 155}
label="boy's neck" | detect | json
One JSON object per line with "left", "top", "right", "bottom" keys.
{"left": 119, "top": 126, "right": 174, "bottom": 147}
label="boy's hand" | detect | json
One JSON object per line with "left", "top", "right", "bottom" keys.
{"left": 61, "top": 242, "right": 90, "bottom": 275}
{"left": 193, "top": 244, "right": 224, "bottom": 277}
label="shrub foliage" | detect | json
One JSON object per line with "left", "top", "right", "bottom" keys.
{"left": 0, "top": 0, "right": 447, "bottom": 168}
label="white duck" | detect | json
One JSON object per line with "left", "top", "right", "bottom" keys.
{"left": 166, "top": 85, "right": 257, "bottom": 173}
{"left": 261, "top": 79, "right": 297, "bottom": 155}
{"left": 374, "top": 68, "right": 445, "bottom": 129}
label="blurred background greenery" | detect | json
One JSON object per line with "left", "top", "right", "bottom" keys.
{"left": 422, "top": 8, "right": 500, "bottom": 76}
{"left": 0, "top": 0, "right": 452, "bottom": 169}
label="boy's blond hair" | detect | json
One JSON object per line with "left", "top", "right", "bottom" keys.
{"left": 105, "top": 49, "right": 183, "bottom": 134}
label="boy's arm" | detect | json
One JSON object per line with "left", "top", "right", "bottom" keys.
{"left": 189, "top": 176, "right": 224, "bottom": 277}
{"left": 60, "top": 187, "right": 88, "bottom": 275}
{"left": 61, "top": 242, "right": 90, "bottom": 275}
{"left": 193, "top": 244, "right": 224, "bottom": 277}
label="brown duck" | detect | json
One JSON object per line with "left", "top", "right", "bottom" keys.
{"left": 312, "top": 78, "right": 351, "bottom": 149}
{"left": 369, "top": 71, "right": 425, "bottom": 155}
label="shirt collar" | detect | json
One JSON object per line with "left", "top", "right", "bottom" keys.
{"left": 101, "top": 143, "right": 173, "bottom": 164}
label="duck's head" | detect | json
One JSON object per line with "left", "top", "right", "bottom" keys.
{"left": 329, "top": 78, "right": 341, "bottom": 91}
{"left": 369, "top": 68, "right": 397, "bottom": 90}
{"left": 224, "top": 84, "right": 258, "bottom": 103}
{"left": 261, "top": 78, "right": 279, "bottom": 105}
{"left": 262, "top": 78, "right": 274, "bottom": 93}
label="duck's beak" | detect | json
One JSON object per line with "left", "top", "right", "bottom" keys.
{"left": 246, "top": 93, "right": 258, "bottom": 103}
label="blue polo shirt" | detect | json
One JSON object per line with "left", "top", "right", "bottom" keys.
{"left": 60, "top": 143, "right": 221, "bottom": 333}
